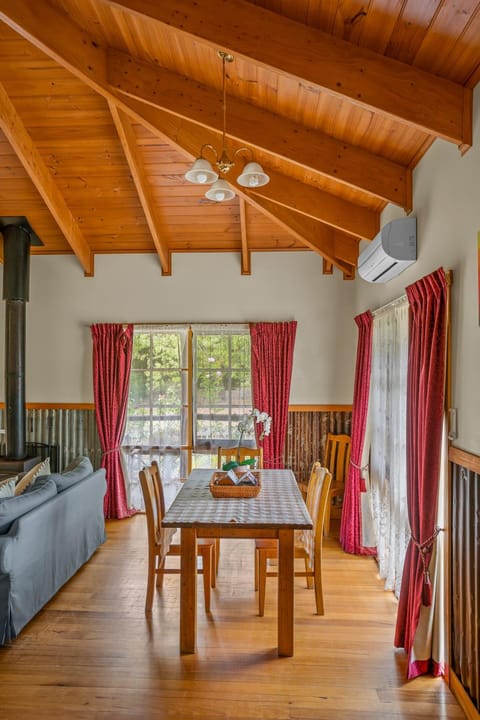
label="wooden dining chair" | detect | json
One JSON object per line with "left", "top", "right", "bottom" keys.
{"left": 214, "top": 446, "right": 263, "bottom": 574}
{"left": 255, "top": 463, "right": 332, "bottom": 616}
{"left": 297, "top": 458, "right": 320, "bottom": 499}
{"left": 323, "top": 433, "right": 351, "bottom": 537}
{"left": 139, "top": 462, "right": 215, "bottom": 615}
{"left": 217, "top": 446, "right": 264, "bottom": 469}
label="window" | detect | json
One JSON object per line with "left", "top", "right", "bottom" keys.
{"left": 193, "top": 327, "right": 252, "bottom": 451}
{"left": 122, "top": 324, "right": 252, "bottom": 507}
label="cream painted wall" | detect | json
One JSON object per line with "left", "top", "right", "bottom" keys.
{"left": 0, "top": 250, "right": 358, "bottom": 406}
{"left": 353, "top": 86, "right": 480, "bottom": 455}
{"left": 2, "top": 89, "right": 479, "bottom": 449}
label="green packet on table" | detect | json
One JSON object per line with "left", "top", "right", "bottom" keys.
{"left": 222, "top": 458, "right": 255, "bottom": 471}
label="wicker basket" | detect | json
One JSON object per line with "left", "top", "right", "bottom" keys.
{"left": 209, "top": 471, "right": 262, "bottom": 498}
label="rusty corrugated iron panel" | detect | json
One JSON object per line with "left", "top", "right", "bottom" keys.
{"left": 451, "top": 461, "right": 479, "bottom": 713}
{"left": 285, "top": 410, "right": 352, "bottom": 485}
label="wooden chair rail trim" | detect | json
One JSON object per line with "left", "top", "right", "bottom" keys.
{"left": 0, "top": 403, "right": 352, "bottom": 412}
{"left": 288, "top": 405, "right": 352, "bottom": 412}
{"left": 449, "top": 446, "right": 480, "bottom": 474}
{"left": 0, "top": 402, "right": 96, "bottom": 410}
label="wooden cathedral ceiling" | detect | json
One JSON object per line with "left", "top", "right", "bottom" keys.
{"left": 0, "top": 1, "right": 479, "bottom": 278}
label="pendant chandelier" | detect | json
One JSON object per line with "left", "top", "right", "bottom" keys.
{"left": 184, "top": 50, "right": 270, "bottom": 202}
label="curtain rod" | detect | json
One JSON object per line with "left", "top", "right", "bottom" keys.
{"left": 371, "top": 293, "right": 407, "bottom": 316}
{"left": 86, "top": 321, "right": 251, "bottom": 327}
{"left": 371, "top": 268, "right": 453, "bottom": 317}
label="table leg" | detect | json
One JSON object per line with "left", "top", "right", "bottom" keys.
{"left": 277, "top": 528, "right": 294, "bottom": 656}
{"left": 180, "top": 527, "right": 197, "bottom": 654}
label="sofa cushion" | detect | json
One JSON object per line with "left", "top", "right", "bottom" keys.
{"left": 0, "top": 476, "right": 57, "bottom": 534}
{"left": 0, "top": 477, "right": 16, "bottom": 499}
{"left": 50, "top": 456, "right": 93, "bottom": 492}
{"left": 14, "top": 458, "right": 51, "bottom": 496}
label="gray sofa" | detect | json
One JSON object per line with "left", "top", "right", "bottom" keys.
{"left": 0, "top": 457, "right": 106, "bottom": 644}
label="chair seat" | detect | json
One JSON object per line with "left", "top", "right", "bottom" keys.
{"left": 139, "top": 462, "right": 216, "bottom": 615}
{"left": 255, "top": 463, "right": 332, "bottom": 616}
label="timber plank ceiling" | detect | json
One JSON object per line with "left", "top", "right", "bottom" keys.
{"left": 0, "top": 0, "right": 479, "bottom": 277}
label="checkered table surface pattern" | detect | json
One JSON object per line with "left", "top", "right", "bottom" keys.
{"left": 162, "top": 468, "right": 312, "bottom": 529}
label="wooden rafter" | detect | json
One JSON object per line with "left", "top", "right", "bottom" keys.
{"left": 247, "top": 170, "right": 379, "bottom": 239}
{"left": 0, "top": 1, "right": 393, "bottom": 227}
{"left": 112, "top": 95, "right": 357, "bottom": 273}
{"left": 254, "top": 197, "right": 357, "bottom": 273}
{"left": 0, "top": 0, "right": 369, "bottom": 269}
{"left": 0, "top": 82, "right": 93, "bottom": 275}
{"left": 238, "top": 198, "right": 250, "bottom": 275}
{"left": 105, "top": 0, "right": 472, "bottom": 147}
{"left": 108, "top": 101, "right": 171, "bottom": 275}
{"left": 107, "top": 48, "right": 410, "bottom": 210}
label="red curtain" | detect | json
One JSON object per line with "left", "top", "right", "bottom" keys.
{"left": 91, "top": 323, "right": 135, "bottom": 519}
{"left": 340, "top": 311, "right": 376, "bottom": 556}
{"left": 394, "top": 268, "right": 447, "bottom": 675}
{"left": 249, "top": 322, "right": 297, "bottom": 469}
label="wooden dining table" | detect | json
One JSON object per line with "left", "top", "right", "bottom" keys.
{"left": 162, "top": 467, "right": 312, "bottom": 656}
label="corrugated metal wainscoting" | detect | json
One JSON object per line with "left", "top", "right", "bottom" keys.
{"left": 450, "top": 449, "right": 480, "bottom": 717}
{"left": 0, "top": 406, "right": 351, "bottom": 485}
{"left": 285, "top": 409, "right": 352, "bottom": 485}
{"left": 0, "top": 407, "right": 102, "bottom": 472}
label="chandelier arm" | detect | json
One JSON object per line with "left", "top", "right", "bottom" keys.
{"left": 200, "top": 143, "right": 219, "bottom": 162}
{"left": 233, "top": 147, "right": 252, "bottom": 163}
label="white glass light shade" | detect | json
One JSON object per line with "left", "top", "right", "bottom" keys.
{"left": 205, "top": 179, "right": 235, "bottom": 202}
{"left": 236, "top": 162, "right": 270, "bottom": 188}
{"left": 184, "top": 157, "right": 218, "bottom": 184}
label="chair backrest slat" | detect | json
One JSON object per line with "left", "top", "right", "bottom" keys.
{"left": 324, "top": 433, "right": 351, "bottom": 492}
{"left": 217, "top": 446, "right": 263, "bottom": 469}
{"left": 139, "top": 463, "right": 168, "bottom": 544}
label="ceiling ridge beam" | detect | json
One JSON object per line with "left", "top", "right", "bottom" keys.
{"left": 107, "top": 48, "right": 409, "bottom": 210}
{"left": 108, "top": 101, "right": 171, "bottom": 275}
{"left": 0, "top": 81, "right": 93, "bottom": 275}
{"left": 104, "top": 0, "right": 471, "bottom": 147}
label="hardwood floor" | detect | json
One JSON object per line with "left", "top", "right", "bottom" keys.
{"left": 0, "top": 516, "right": 464, "bottom": 719}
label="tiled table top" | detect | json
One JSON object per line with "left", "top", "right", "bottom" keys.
{"left": 162, "top": 468, "right": 312, "bottom": 529}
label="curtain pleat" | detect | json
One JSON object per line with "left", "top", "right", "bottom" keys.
{"left": 340, "top": 311, "right": 376, "bottom": 556}
{"left": 249, "top": 322, "right": 297, "bottom": 469}
{"left": 394, "top": 267, "right": 448, "bottom": 677}
{"left": 91, "top": 323, "right": 135, "bottom": 519}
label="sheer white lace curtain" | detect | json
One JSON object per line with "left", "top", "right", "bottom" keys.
{"left": 365, "top": 299, "right": 410, "bottom": 598}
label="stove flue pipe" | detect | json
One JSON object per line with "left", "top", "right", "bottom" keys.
{"left": 3, "top": 224, "right": 31, "bottom": 460}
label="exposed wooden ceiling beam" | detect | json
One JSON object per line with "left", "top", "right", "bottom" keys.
{"left": 238, "top": 198, "right": 250, "bottom": 275}
{"left": 0, "top": 1, "right": 107, "bottom": 92}
{"left": 323, "top": 259, "right": 333, "bottom": 275}
{"left": 105, "top": 0, "right": 472, "bottom": 147}
{"left": 113, "top": 95, "right": 357, "bottom": 272}
{"left": 0, "top": 82, "right": 93, "bottom": 275}
{"left": 254, "top": 198, "right": 357, "bottom": 274}
{"left": 0, "top": 0, "right": 388, "bottom": 242}
{"left": 247, "top": 170, "right": 379, "bottom": 240}
{"left": 108, "top": 101, "right": 171, "bottom": 275}
{"left": 107, "top": 49, "right": 409, "bottom": 210}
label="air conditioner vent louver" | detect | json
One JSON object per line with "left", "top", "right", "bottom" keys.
{"left": 358, "top": 217, "right": 417, "bottom": 283}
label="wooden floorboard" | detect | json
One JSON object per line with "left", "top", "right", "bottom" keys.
{"left": 0, "top": 516, "right": 464, "bottom": 719}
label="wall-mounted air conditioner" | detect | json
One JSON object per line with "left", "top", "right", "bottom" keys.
{"left": 358, "top": 217, "right": 417, "bottom": 283}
